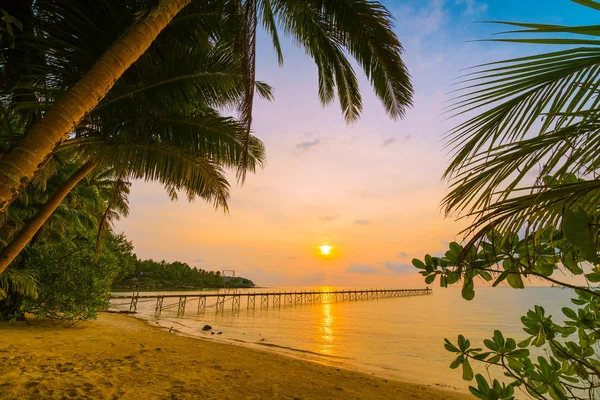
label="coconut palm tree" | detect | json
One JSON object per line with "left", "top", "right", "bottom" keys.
{"left": 0, "top": 0, "right": 413, "bottom": 212}
{"left": 0, "top": 5, "right": 267, "bottom": 273}
{"left": 440, "top": 0, "right": 600, "bottom": 249}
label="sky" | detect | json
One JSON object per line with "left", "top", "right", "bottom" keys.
{"left": 115, "top": 0, "right": 591, "bottom": 287}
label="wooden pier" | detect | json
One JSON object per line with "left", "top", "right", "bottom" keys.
{"left": 110, "top": 288, "right": 432, "bottom": 317}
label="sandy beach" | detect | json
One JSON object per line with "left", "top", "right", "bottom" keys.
{"left": 0, "top": 312, "right": 469, "bottom": 399}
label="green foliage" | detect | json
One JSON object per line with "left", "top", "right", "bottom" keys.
{"left": 418, "top": 2, "right": 600, "bottom": 398}
{"left": 0, "top": 8, "right": 22, "bottom": 50}
{"left": 438, "top": 0, "right": 600, "bottom": 251}
{"left": 0, "top": 266, "right": 38, "bottom": 300}
{"left": 414, "top": 223, "right": 600, "bottom": 398}
{"left": 114, "top": 259, "right": 224, "bottom": 290}
{"left": 442, "top": 290, "right": 600, "bottom": 400}
{"left": 19, "top": 232, "right": 134, "bottom": 321}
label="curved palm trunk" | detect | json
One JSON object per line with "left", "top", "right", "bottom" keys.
{"left": 0, "top": 162, "right": 95, "bottom": 274}
{"left": 0, "top": 0, "right": 190, "bottom": 213}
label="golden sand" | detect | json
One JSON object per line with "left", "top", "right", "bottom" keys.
{"left": 0, "top": 313, "right": 469, "bottom": 399}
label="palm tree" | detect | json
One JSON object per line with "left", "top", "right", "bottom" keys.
{"left": 0, "top": 0, "right": 414, "bottom": 211}
{"left": 441, "top": 0, "right": 600, "bottom": 248}
{"left": 0, "top": 5, "right": 267, "bottom": 273}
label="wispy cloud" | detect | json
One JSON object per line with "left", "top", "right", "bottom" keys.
{"left": 456, "top": 0, "right": 488, "bottom": 16}
{"left": 382, "top": 137, "right": 397, "bottom": 147}
{"left": 353, "top": 219, "right": 370, "bottom": 225}
{"left": 382, "top": 134, "right": 411, "bottom": 147}
{"left": 393, "top": 0, "right": 446, "bottom": 42}
{"left": 193, "top": 258, "right": 203, "bottom": 262}
{"left": 382, "top": 261, "right": 415, "bottom": 274}
{"left": 346, "top": 264, "right": 380, "bottom": 274}
{"left": 294, "top": 138, "right": 321, "bottom": 154}
{"left": 395, "top": 252, "right": 408, "bottom": 259}
{"left": 319, "top": 214, "right": 340, "bottom": 223}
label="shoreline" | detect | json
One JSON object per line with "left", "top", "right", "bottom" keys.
{"left": 0, "top": 312, "right": 470, "bottom": 399}
{"left": 138, "top": 312, "right": 462, "bottom": 390}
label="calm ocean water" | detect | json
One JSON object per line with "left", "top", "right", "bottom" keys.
{"left": 110, "top": 286, "right": 574, "bottom": 391}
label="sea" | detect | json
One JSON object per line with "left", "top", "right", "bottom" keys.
{"left": 109, "top": 286, "right": 574, "bottom": 392}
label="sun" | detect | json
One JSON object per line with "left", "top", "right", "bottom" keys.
{"left": 319, "top": 245, "right": 332, "bottom": 255}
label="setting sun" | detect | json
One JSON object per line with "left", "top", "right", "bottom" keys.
{"left": 319, "top": 245, "right": 332, "bottom": 255}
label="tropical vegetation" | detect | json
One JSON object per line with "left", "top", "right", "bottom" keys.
{"left": 0, "top": 0, "right": 413, "bottom": 217}
{"left": 114, "top": 259, "right": 225, "bottom": 291}
{"left": 414, "top": 1, "right": 600, "bottom": 398}
{"left": 0, "top": 0, "right": 414, "bottom": 320}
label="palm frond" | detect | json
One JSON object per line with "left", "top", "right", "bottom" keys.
{"left": 0, "top": 267, "right": 38, "bottom": 299}
{"left": 443, "top": 2, "right": 600, "bottom": 225}
{"left": 95, "top": 174, "right": 131, "bottom": 255}
{"left": 259, "top": 0, "right": 284, "bottom": 65}
{"left": 84, "top": 142, "right": 231, "bottom": 210}
{"left": 458, "top": 179, "right": 600, "bottom": 251}
{"left": 271, "top": 0, "right": 413, "bottom": 120}
{"left": 235, "top": 0, "right": 258, "bottom": 184}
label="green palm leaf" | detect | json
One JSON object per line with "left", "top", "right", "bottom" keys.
{"left": 443, "top": 0, "right": 600, "bottom": 242}
{"left": 84, "top": 142, "right": 231, "bottom": 209}
{"left": 0, "top": 267, "right": 38, "bottom": 299}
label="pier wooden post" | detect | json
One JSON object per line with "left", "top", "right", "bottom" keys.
{"left": 247, "top": 294, "right": 255, "bottom": 309}
{"left": 261, "top": 294, "right": 269, "bottom": 308}
{"left": 232, "top": 295, "right": 240, "bottom": 311}
{"left": 155, "top": 296, "right": 164, "bottom": 316}
{"left": 129, "top": 291, "right": 139, "bottom": 313}
{"left": 177, "top": 296, "right": 187, "bottom": 317}
{"left": 216, "top": 295, "right": 225, "bottom": 312}
{"left": 197, "top": 296, "right": 206, "bottom": 315}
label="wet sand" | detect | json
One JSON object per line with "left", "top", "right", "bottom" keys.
{"left": 0, "top": 313, "right": 469, "bottom": 399}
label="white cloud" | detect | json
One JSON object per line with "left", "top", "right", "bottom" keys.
{"left": 456, "top": 0, "right": 488, "bottom": 16}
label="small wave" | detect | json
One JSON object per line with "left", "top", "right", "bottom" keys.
{"left": 226, "top": 337, "right": 351, "bottom": 360}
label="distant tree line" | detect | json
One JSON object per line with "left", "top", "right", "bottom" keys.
{"left": 115, "top": 259, "right": 224, "bottom": 290}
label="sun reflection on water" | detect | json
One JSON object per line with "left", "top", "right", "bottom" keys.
{"left": 317, "top": 303, "right": 335, "bottom": 356}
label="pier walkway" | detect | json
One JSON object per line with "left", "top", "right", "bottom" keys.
{"left": 109, "top": 288, "right": 432, "bottom": 316}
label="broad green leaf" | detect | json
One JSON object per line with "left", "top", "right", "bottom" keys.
{"left": 450, "top": 355, "right": 463, "bottom": 369}
{"left": 563, "top": 208, "right": 599, "bottom": 264}
{"left": 562, "top": 248, "right": 584, "bottom": 275}
{"left": 472, "top": 352, "right": 492, "bottom": 361}
{"left": 518, "top": 337, "right": 532, "bottom": 348}
{"left": 462, "top": 278, "right": 475, "bottom": 300}
{"left": 506, "top": 272, "right": 524, "bottom": 289}
{"left": 444, "top": 339, "right": 460, "bottom": 353}
{"left": 493, "top": 330, "right": 505, "bottom": 347}
{"left": 493, "top": 270, "right": 509, "bottom": 287}
{"left": 562, "top": 307, "right": 578, "bottom": 320}
{"left": 509, "top": 349, "right": 530, "bottom": 358}
{"left": 475, "top": 374, "right": 490, "bottom": 394}
{"left": 585, "top": 271, "right": 600, "bottom": 283}
{"left": 462, "top": 358, "right": 474, "bottom": 381}
{"left": 536, "top": 263, "right": 554, "bottom": 276}
{"left": 412, "top": 259, "right": 426, "bottom": 270}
